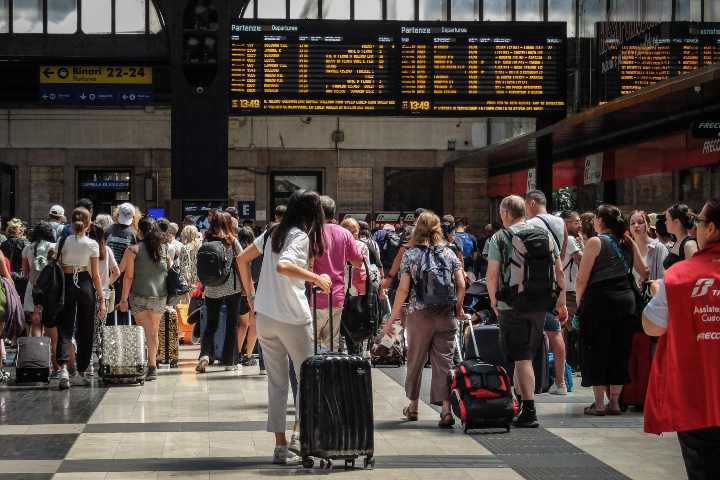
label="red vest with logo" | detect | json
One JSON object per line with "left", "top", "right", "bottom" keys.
{"left": 644, "top": 243, "right": 720, "bottom": 434}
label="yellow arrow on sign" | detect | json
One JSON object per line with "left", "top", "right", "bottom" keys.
{"left": 39, "top": 66, "right": 153, "bottom": 85}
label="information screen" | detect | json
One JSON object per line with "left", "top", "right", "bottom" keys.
{"left": 230, "top": 20, "right": 566, "bottom": 116}
{"left": 598, "top": 22, "right": 720, "bottom": 103}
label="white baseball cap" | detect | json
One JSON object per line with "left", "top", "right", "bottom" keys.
{"left": 117, "top": 203, "right": 135, "bottom": 226}
{"left": 383, "top": 224, "right": 396, "bottom": 232}
{"left": 49, "top": 205, "right": 65, "bottom": 218}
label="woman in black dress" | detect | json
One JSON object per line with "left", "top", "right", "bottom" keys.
{"left": 575, "top": 205, "right": 648, "bottom": 416}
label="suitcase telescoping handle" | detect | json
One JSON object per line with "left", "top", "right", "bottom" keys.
{"left": 112, "top": 309, "right": 133, "bottom": 327}
{"left": 312, "top": 286, "right": 333, "bottom": 355}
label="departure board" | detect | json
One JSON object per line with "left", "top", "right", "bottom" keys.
{"left": 598, "top": 22, "right": 720, "bottom": 103}
{"left": 230, "top": 20, "right": 567, "bottom": 116}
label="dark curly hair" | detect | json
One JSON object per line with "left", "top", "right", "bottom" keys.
{"left": 29, "top": 222, "right": 56, "bottom": 244}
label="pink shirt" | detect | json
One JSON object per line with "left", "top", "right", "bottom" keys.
{"left": 313, "top": 223, "right": 362, "bottom": 310}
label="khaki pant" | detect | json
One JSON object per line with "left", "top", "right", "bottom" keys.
{"left": 404, "top": 307, "right": 457, "bottom": 406}
{"left": 315, "top": 307, "right": 344, "bottom": 352}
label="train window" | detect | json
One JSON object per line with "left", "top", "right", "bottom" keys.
{"left": 82, "top": 0, "right": 111, "bottom": 33}
{"left": 116, "top": 0, "right": 146, "bottom": 34}
{"left": 387, "top": 0, "right": 415, "bottom": 20}
{"left": 291, "top": 0, "right": 318, "bottom": 19}
{"left": 0, "top": 0, "right": 8, "bottom": 33}
{"left": 516, "top": 0, "right": 542, "bottom": 21}
{"left": 323, "top": 0, "right": 349, "bottom": 19}
{"left": 451, "top": 0, "right": 479, "bottom": 21}
{"left": 549, "top": 0, "right": 576, "bottom": 38}
{"left": 354, "top": 0, "right": 382, "bottom": 19}
{"left": 47, "top": 0, "right": 77, "bottom": 34}
{"left": 419, "top": 0, "right": 448, "bottom": 20}
{"left": 13, "top": 0, "right": 43, "bottom": 33}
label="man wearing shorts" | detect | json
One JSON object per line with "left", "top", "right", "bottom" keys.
{"left": 486, "top": 195, "right": 567, "bottom": 428}
{"left": 526, "top": 190, "right": 570, "bottom": 395}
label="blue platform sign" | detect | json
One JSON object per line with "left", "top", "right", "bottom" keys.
{"left": 39, "top": 84, "right": 153, "bottom": 105}
{"left": 238, "top": 201, "right": 256, "bottom": 220}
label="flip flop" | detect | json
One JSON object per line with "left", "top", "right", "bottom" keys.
{"left": 584, "top": 403, "right": 606, "bottom": 416}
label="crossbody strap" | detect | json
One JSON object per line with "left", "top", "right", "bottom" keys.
{"left": 536, "top": 215, "right": 562, "bottom": 252}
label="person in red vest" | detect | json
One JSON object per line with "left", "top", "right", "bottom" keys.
{"left": 642, "top": 195, "right": 720, "bottom": 480}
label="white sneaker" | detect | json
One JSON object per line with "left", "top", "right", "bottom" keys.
{"left": 58, "top": 368, "right": 70, "bottom": 390}
{"left": 549, "top": 383, "right": 569, "bottom": 395}
{"left": 273, "top": 446, "right": 301, "bottom": 466}
{"left": 70, "top": 372, "right": 90, "bottom": 387}
{"left": 288, "top": 433, "right": 301, "bottom": 455}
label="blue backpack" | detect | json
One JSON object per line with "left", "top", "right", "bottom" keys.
{"left": 417, "top": 247, "right": 457, "bottom": 307}
{"left": 456, "top": 232, "right": 475, "bottom": 260}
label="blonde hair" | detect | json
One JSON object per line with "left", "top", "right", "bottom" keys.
{"left": 340, "top": 217, "right": 360, "bottom": 239}
{"left": 410, "top": 211, "right": 445, "bottom": 248}
{"left": 132, "top": 205, "right": 142, "bottom": 231}
{"left": 6, "top": 218, "right": 24, "bottom": 237}
{"left": 181, "top": 225, "right": 202, "bottom": 249}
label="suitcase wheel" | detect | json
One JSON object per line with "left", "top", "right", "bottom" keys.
{"left": 170, "top": 362, "right": 179, "bottom": 369}
{"left": 302, "top": 457, "right": 314, "bottom": 469}
{"left": 344, "top": 459, "right": 355, "bottom": 470}
{"left": 319, "top": 458, "right": 332, "bottom": 470}
{"left": 363, "top": 456, "right": 375, "bottom": 470}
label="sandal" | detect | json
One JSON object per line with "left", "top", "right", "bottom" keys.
{"left": 584, "top": 403, "right": 606, "bottom": 416}
{"left": 605, "top": 405, "right": 622, "bottom": 416}
{"left": 438, "top": 411, "right": 455, "bottom": 428}
{"left": 403, "top": 406, "right": 419, "bottom": 421}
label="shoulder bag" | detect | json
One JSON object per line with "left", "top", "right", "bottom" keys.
{"left": 601, "top": 234, "right": 651, "bottom": 330}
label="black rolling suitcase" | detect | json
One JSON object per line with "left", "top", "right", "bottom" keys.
{"left": 464, "top": 323, "right": 512, "bottom": 373}
{"left": 450, "top": 324, "right": 517, "bottom": 433}
{"left": 299, "top": 290, "right": 374, "bottom": 470}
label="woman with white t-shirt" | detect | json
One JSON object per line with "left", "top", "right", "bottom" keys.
{"left": 238, "top": 190, "right": 331, "bottom": 466}
{"left": 56, "top": 207, "right": 106, "bottom": 389}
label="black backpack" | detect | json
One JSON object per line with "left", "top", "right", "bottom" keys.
{"left": 196, "top": 241, "right": 233, "bottom": 287}
{"left": 380, "top": 231, "right": 402, "bottom": 270}
{"left": 32, "top": 238, "right": 66, "bottom": 327}
{"left": 497, "top": 226, "right": 558, "bottom": 313}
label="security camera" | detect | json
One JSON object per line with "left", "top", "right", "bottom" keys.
{"left": 195, "top": 86, "right": 205, "bottom": 95}
{"left": 694, "top": 85, "right": 702, "bottom": 94}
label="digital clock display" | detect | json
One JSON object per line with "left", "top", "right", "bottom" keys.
{"left": 229, "top": 20, "right": 567, "bottom": 116}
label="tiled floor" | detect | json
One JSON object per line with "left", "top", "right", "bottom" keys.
{"left": 0, "top": 345, "right": 687, "bottom": 480}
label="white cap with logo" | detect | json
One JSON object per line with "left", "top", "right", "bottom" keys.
{"left": 49, "top": 205, "right": 65, "bottom": 218}
{"left": 118, "top": 203, "right": 135, "bottom": 226}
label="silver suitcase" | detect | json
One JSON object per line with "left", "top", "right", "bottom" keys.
{"left": 101, "top": 311, "right": 148, "bottom": 384}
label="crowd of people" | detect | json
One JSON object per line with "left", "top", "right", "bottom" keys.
{"left": 0, "top": 192, "right": 717, "bottom": 477}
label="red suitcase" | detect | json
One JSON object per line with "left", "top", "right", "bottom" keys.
{"left": 620, "top": 332, "right": 654, "bottom": 411}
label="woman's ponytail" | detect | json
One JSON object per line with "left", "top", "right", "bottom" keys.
{"left": 71, "top": 207, "right": 91, "bottom": 235}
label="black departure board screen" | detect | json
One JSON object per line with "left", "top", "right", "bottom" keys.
{"left": 598, "top": 22, "right": 720, "bottom": 103}
{"left": 230, "top": 20, "right": 567, "bottom": 116}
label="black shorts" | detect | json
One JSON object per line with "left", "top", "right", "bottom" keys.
{"left": 239, "top": 295, "right": 250, "bottom": 316}
{"left": 499, "top": 309, "right": 546, "bottom": 362}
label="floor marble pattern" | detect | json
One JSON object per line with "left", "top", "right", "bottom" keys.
{"left": 0, "top": 345, "right": 687, "bottom": 480}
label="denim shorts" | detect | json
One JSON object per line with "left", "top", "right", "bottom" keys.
{"left": 544, "top": 311, "right": 562, "bottom": 332}
{"left": 130, "top": 295, "right": 167, "bottom": 314}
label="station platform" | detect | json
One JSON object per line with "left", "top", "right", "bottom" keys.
{"left": 1, "top": 345, "right": 685, "bottom": 480}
